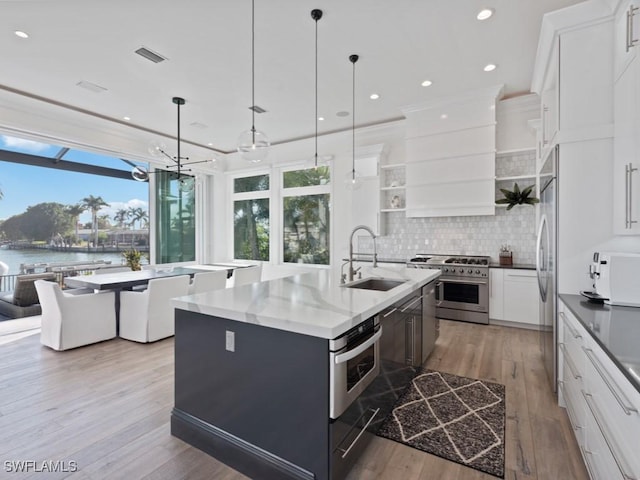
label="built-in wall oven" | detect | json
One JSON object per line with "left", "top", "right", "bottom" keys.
{"left": 408, "top": 254, "right": 490, "bottom": 325}
{"left": 329, "top": 316, "right": 381, "bottom": 420}
{"left": 329, "top": 316, "right": 382, "bottom": 480}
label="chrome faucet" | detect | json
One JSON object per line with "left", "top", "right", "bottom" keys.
{"left": 347, "top": 225, "right": 378, "bottom": 282}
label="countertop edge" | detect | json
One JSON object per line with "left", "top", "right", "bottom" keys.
{"left": 489, "top": 263, "right": 536, "bottom": 270}
{"left": 172, "top": 270, "right": 439, "bottom": 340}
{"left": 559, "top": 293, "right": 640, "bottom": 395}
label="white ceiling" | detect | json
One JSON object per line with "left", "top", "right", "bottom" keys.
{"left": 0, "top": 0, "right": 585, "bottom": 160}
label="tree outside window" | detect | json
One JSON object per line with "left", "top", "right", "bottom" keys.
{"left": 233, "top": 174, "right": 270, "bottom": 261}
{"left": 282, "top": 167, "right": 330, "bottom": 265}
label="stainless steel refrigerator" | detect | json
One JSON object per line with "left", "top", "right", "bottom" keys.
{"left": 537, "top": 145, "right": 558, "bottom": 393}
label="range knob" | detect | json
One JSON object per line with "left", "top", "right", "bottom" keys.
{"left": 443, "top": 268, "right": 448, "bottom": 273}
{"left": 475, "top": 269, "right": 481, "bottom": 274}
{"left": 467, "top": 269, "right": 473, "bottom": 274}
{"left": 459, "top": 268, "right": 464, "bottom": 273}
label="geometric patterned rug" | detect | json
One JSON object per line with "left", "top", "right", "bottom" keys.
{"left": 376, "top": 369, "right": 506, "bottom": 478}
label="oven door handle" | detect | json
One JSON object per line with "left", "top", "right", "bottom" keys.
{"left": 439, "top": 278, "right": 488, "bottom": 285}
{"left": 334, "top": 327, "right": 382, "bottom": 365}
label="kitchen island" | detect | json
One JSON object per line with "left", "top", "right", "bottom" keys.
{"left": 170, "top": 266, "right": 439, "bottom": 480}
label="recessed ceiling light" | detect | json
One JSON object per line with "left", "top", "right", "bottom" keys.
{"left": 440, "top": 114, "right": 448, "bottom": 119}
{"left": 123, "top": 116, "right": 131, "bottom": 121}
{"left": 421, "top": 80, "right": 433, "bottom": 87}
{"left": 370, "top": 93, "right": 380, "bottom": 100}
{"left": 14, "top": 30, "right": 29, "bottom": 39}
{"left": 483, "top": 63, "right": 497, "bottom": 72}
{"left": 318, "top": 116, "right": 325, "bottom": 121}
{"left": 336, "top": 111, "right": 350, "bottom": 117}
{"left": 207, "top": 142, "right": 213, "bottom": 146}
{"left": 477, "top": 8, "right": 494, "bottom": 20}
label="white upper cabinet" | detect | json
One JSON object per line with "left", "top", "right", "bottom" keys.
{"left": 614, "top": 0, "right": 639, "bottom": 82}
{"left": 401, "top": 85, "right": 503, "bottom": 218}
{"left": 614, "top": 0, "right": 640, "bottom": 235}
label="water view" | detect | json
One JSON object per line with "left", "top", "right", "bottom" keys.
{"left": 0, "top": 247, "right": 130, "bottom": 274}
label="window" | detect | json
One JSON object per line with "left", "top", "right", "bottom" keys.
{"left": 155, "top": 170, "right": 195, "bottom": 263}
{"left": 282, "top": 166, "right": 330, "bottom": 265}
{"left": 233, "top": 174, "right": 270, "bottom": 261}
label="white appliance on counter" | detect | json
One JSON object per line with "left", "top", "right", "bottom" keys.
{"left": 591, "top": 252, "right": 640, "bottom": 307}
{"left": 537, "top": 145, "right": 558, "bottom": 393}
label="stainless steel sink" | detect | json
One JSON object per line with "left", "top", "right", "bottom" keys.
{"left": 343, "top": 278, "right": 406, "bottom": 291}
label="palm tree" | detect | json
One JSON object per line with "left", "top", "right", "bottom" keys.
{"left": 113, "top": 209, "right": 129, "bottom": 247}
{"left": 128, "top": 207, "right": 148, "bottom": 230}
{"left": 81, "top": 195, "right": 109, "bottom": 247}
{"left": 65, "top": 204, "right": 85, "bottom": 242}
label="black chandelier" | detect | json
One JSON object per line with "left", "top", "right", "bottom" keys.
{"left": 133, "top": 97, "right": 211, "bottom": 192}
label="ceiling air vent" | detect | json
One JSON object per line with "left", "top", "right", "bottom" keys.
{"left": 76, "top": 80, "right": 107, "bottom": 93}
{"left": 135, "top": 46, "right": 167, "bottom": 64}
{"left": 249, "top": 105, "right": 267, "bottom": 114}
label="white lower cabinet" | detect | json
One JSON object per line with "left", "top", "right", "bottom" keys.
{"left": 559, "top": 299, "right": 640, "bottom": 480}
{"left": 489, "top": 268, "right": 539, "bottom": 327}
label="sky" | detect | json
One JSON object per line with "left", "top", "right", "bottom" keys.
{"left": 0, "top": 135, "right": 148, "bottom": 224}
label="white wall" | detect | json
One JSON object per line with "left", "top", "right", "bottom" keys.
{"left": 206, "top": 95, "right": 541, "bottom": 268}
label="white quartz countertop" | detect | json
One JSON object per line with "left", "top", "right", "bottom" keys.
{"left": 171, "top": 266, "right": 440, "bottom": 339}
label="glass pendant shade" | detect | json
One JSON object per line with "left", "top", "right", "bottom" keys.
{"left": 147, "top": 140, "right": 168, "bottom": 158}
{"left": 237, "top": 128, "right": 270, "bottom": 163}
{"left": 305, "top": 153, "right": 330, "bottom": 170}
{"left": 132, "top": 165, "right": 150, "bottom": 182}
{"left": 344, "top": 169, "right": 362, "bottom": 190}
{"left": 178, "top": 175, "right": 195, "bottom": 192}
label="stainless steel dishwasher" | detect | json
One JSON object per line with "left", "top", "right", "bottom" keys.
{"left": 379, "top": 280, "right": 437, "bottom": 367}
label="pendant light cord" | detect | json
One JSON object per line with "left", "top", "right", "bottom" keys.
{"left": 350, "top": 55, "right": 358, "bottom": 181}
{"left": 177, "top": 100, "right": 181, "bottom": 178}
{"left": 251, "top": 0, "right": 256, "bottom": 144}
{"left": 314, "top": 13, "right": 319, "bottom": 166}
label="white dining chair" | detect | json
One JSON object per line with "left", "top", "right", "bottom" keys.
{"left": 119, "top": 275, "right": 190, "bottom": 343}
{"left": 35, "top": 279, "right": 116, "bottom": 351}
{"left": 232, "top": 265, "right": 263, "bottom": 287}
{"left": 189, "top": 270, "right": 227, "bottom": 295}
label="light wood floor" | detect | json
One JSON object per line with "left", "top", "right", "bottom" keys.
{"left": 0, "top": 320, "right": 587, "bottom": 480}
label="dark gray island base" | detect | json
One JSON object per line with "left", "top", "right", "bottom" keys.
{"left": 171, "top": 309, "right": 330, "bottom": 480}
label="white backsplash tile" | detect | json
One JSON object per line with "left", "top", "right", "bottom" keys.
{"left": 362, "top": 151, "right": 538, "bottom": 264}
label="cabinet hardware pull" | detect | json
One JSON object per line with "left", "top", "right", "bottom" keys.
{"left": 505, "top": 273, "right": 535, "bottom": 278}
{"left": 383, "top": 308, "right": 397, "bottom": 318}
{"left": 626, "top": 164, "right": 631, "bottom": 228}
{"left": 338, "top": 408, "right": 380, "bottom": 458}
{"left": 559, "top": 343, "right": 581, "bottom": 379}
{"left": 583, "top": 347, "right": 638, "bottom": 415}
{"left": 405, "top": 318, "right": 415, "bottom": 364}
{"left": 400, "top": 295, "right": 423, "bottom": 313}
{"left": 579, "top": 445, "right": 597, "bottom": 480}
{"left": 582, "top": 391, "right": 638, "bottom": 480}
{"left": 560, "top": 312, "right": 582, "bottom": 339}
{"left": 440, "top": 279, "right": 488, "bottom": 286}
{"left": 558, "top": 381, "right": 582, "bottom": 430}
{"left": 334, "top": 328, "right": 382, "bottom": 365}
{"left": 628, "top": 5, "right": 639, "bottom": 52}
{"left": 630, "top": 163, "right": 638, "bottom": 226}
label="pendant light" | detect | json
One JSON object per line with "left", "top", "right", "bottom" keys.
{"left": 134, "top": 97, "right": 209, "bottom": 192}
{"left": 345, "top": 54, "right": 362, "bottom": 190}
{"left": 306, "top": 8, "right": 326, "bottom": 170}
{"left": 237, "top": 0, "right": 270, "bottom": 163}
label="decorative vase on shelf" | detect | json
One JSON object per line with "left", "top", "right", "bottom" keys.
{"left": 390, "top": 195, "right": 401, "bottom": 209}
{"left": 499, "top": 244, "right": 513, "bottom": 265}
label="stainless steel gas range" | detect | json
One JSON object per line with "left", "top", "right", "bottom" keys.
{"left": 407, "top": 254, "right": 490, "bottom": 325}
